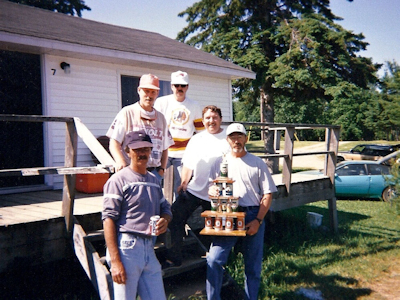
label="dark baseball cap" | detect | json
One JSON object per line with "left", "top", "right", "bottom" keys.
{"left": 125, "top": 130, "right": 153, "bottom": 149}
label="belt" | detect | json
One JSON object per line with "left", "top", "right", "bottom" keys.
{"left": 147, "top": 166, "right": 164, "bottom": 172}
{"left": 238, "top": 206, "right": 259, "bottom": 212}
{"left": 120, "top": 232, "right": 152, "bottom": 240}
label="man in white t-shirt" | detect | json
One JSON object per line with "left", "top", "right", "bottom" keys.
{"left": 163, "top": 105, "right": 230, "bottom": 268}
{"left": 154, "top": 71, "right": 204, "bottom": 197}
{"left": 107, "top": 74, "right": 174, "bottom": 180}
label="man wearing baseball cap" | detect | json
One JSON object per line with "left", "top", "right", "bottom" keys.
{"left": 206, "top": 123, "right": 277, "bottom": 300}
{"left": 103, "top": 130, "right": 172, "bottom": 300}
{"left": 107, "top": 74, "right": 174, "bottom": 179}
{"left": 154, "top": 71, "right": 204, "bottom": 198}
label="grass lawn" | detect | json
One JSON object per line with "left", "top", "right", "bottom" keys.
{"left": 224, "top": 200, "right": 400, "bottom": 300}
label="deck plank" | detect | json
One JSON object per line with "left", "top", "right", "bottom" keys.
{"left": 0, "top": 191, "right": 104, "bottom": 226}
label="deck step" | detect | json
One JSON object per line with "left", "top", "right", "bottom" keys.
{"left": 85, "top": 229, "right": 104, "bottom": 242}
{"left": 162, "top": 256, "right": 206, "bottom": 279}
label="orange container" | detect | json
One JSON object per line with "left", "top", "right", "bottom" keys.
{"left": 75, "top": 173, "right": 109, "bottom": 193}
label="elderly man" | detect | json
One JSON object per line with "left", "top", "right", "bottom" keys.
{"left": 206, "top": 123, "right": 277, "bottom": 300}
{"left": 154, "top": 70, "right": 204, "bottom": 197}
{"left": 107, "top": 74, "right": 174, "bottom": 179}
{"left": 163, "top": 105, "right": 230, "bottom": 268}
{"left": 103, "top": 130, "right": 172, "bottom": 300}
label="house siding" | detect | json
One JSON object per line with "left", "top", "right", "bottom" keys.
{"left": 44, "top": 55, "right": 232, "bottom": 189}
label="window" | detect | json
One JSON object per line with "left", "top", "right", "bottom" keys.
{"left": 367, "top": 164, "right": 390, "bottom": 175}
{"left": 337, "top": 164, "right": 367, "bottom": 176}
{"left": 121, "top": 75, "right": 170, "bottom": 107}
{"left": 351, "top": 145, "right": 365, "bottom": 153}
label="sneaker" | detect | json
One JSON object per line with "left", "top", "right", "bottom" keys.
{"left": 161, "top": 259, "right": 182, "bottom": 269}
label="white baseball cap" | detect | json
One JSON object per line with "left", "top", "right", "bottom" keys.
{"left": 226, "top": 123, "right": 247, "bottom": 136}
{"left": 171, "top": 71, "right": 189, "bottom": 85}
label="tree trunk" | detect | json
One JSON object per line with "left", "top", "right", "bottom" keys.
{"left": 261, "top": 89, "right": 279, "bottom": 174}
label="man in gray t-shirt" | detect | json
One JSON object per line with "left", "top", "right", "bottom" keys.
{"left": 103, "top": 130, "right": 172, "bottom": 300}
{"left": 207, "top": 123, "right": 277, "bottom": 300}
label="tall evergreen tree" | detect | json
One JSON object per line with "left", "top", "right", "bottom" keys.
{"left": 177, "top": 0, "right": 379, "bottom": 170}
{"left": 8, "top": 0, "right": 90, "bottom": 16}
{"left": 378, "top": 60, "right": 400, "bottom": 140}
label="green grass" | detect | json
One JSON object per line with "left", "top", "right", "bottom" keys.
{"left": 225, "top": 200, "right": 400, "bottom": 300}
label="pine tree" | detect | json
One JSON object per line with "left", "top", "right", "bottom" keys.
{"left": 177, "top": 0, "right": 379, "bottom": 170}
{"left": 8, "top": 0, "right": 90, "bottom": 17}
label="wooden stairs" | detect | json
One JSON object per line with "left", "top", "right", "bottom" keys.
{"left": 72, "top": 214, "right": 208, "bottom": 300}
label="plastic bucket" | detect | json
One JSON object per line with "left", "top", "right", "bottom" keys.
{"left": 307, "top": 212, "right": 323, "bottom": 228}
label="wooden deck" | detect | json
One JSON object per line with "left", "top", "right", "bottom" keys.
{"left": 0, "top": 173, "right": 333, "bottom": 275}
{"left": 0, "top": 190, "right": 102, "bottom": 226}
{"left": 0, "top": 190, "right": 104, "bottom": 274}
{"left": 0, "top": 173, "right": 329, "bottom": 228}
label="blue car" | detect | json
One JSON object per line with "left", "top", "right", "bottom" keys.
{"left": 334, "top": 161, "right": 393, "bottom": 201}
{"left": 299, "top": 160, "right": 393, "bottom": 201}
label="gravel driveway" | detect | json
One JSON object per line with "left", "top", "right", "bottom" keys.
{"left": 278, "top": 141, "right": 351, "bottom": 170}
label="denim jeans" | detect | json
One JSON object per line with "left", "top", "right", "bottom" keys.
{"left": 167, "top": 191, "right": 211, "bottom": 263}
{"left": 150, "top": 168, "right": 163, "bottom": 182}
{"left": 206, "top": 207, "right": 265, "bottom": 300}
{"left": 167, "top": 157, "right": 182, "bottom": 200}
{"left": 106, "top": 233, "right": 166, "bottom": 300}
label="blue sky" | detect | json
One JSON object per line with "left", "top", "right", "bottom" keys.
{"left": 83, "top": 0, "right": 399, "bottom": 76}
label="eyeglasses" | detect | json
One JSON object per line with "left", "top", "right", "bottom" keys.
{"left": 173, "top": 84, "right": 188, "bottom": 88}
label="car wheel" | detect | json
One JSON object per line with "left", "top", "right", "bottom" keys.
{"left": 382, "top": 186, "right": 394, "bottom": 202}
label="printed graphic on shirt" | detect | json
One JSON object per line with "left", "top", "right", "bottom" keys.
{"left": 171, "top": 107, "right": 190, "bottom": 126}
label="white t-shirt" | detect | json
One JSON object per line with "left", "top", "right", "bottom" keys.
{"left": 182, "top": 129, "right": 230, "bottom": 200}
{"left": 154, "top": 95, "right": 204, "bottom": 158}
{"left": 210, "top": 152, "right": 277, "bottom": 207}
{"left": 106, "top": 102, "right": 174, "bottom": 167}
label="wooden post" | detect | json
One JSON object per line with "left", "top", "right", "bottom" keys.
{"left": 282, "top": 127, "right": 294, "bottom": 194}
{"left": 324, "top": 128, "right": 340, "bottom": 183}
{"left": 328, "top": 197, "right": 338, "bottom": 233}
{"left": 164, "top": 164, "right": 174, "bottom": 205}
{"left": 325, "top": 127, "right": 340, "bottom": 233}
{"left": 62, "top": 121, "right": 78, "bottom": 233}
{"left": 274, "top": 129, "right": 281, "bottom": 151}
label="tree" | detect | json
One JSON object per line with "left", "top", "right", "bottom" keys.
{"left": 378, "top": 61, "right": 400, "bottom": 140}
{"left": 177, "top": 0, "right": 379, "bottom": 171}
{"left": 8, "top": 0, "right": 90, "bottom": 16}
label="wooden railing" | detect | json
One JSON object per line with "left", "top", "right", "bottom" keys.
{"left": 0, "top": 115, "right": 340, "bottom": 232}
{"left": 0, "top": 114, "right": 115, "bottom": 233}
{"left": 222, "top": 121, "right": 340, "bottom": 188}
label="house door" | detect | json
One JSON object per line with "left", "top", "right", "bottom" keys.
{"left": 0, "top": 51, "right": 44, "bottom": 188}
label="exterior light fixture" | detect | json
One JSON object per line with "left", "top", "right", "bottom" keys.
{"left": 60, "top": 62, "right": 71, "bottom": 74}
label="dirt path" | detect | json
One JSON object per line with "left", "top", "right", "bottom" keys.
{"left": 359, "top": 257, "right": 400, "bottom": 300}
{"left": 278, "top": 141, "right": 351, "bottom": 170}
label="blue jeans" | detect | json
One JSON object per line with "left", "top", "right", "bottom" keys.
{"left": 150, "top": 168, "right": 163, "bottom": 182}
{"left": 167, "top": 157, "right": 182, "bottom": 200}
{"left": 206, "top": 207, "right": 265, "bottom": 300}
{"left": 106, "top": 233, "right": 166, "bottom": 300}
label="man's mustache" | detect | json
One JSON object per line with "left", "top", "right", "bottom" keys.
{"left": 138, "top": 155, "right": 148, "bottom": 160}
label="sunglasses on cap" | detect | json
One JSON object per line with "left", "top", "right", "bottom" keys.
{"left": 173, "top": 84, "right": 188, "bottom": 88}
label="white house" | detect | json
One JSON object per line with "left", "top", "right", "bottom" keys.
{"left": 0, "top": 0, "right": 255, "bottom": 190}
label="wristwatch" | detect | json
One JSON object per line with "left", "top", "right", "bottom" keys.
{"left": 255, "top": 217, "right": 263, "bottom": 225}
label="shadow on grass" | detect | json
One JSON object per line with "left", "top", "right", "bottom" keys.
{"left": 225, "top": 204, "right": 399, "bottom": 300}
